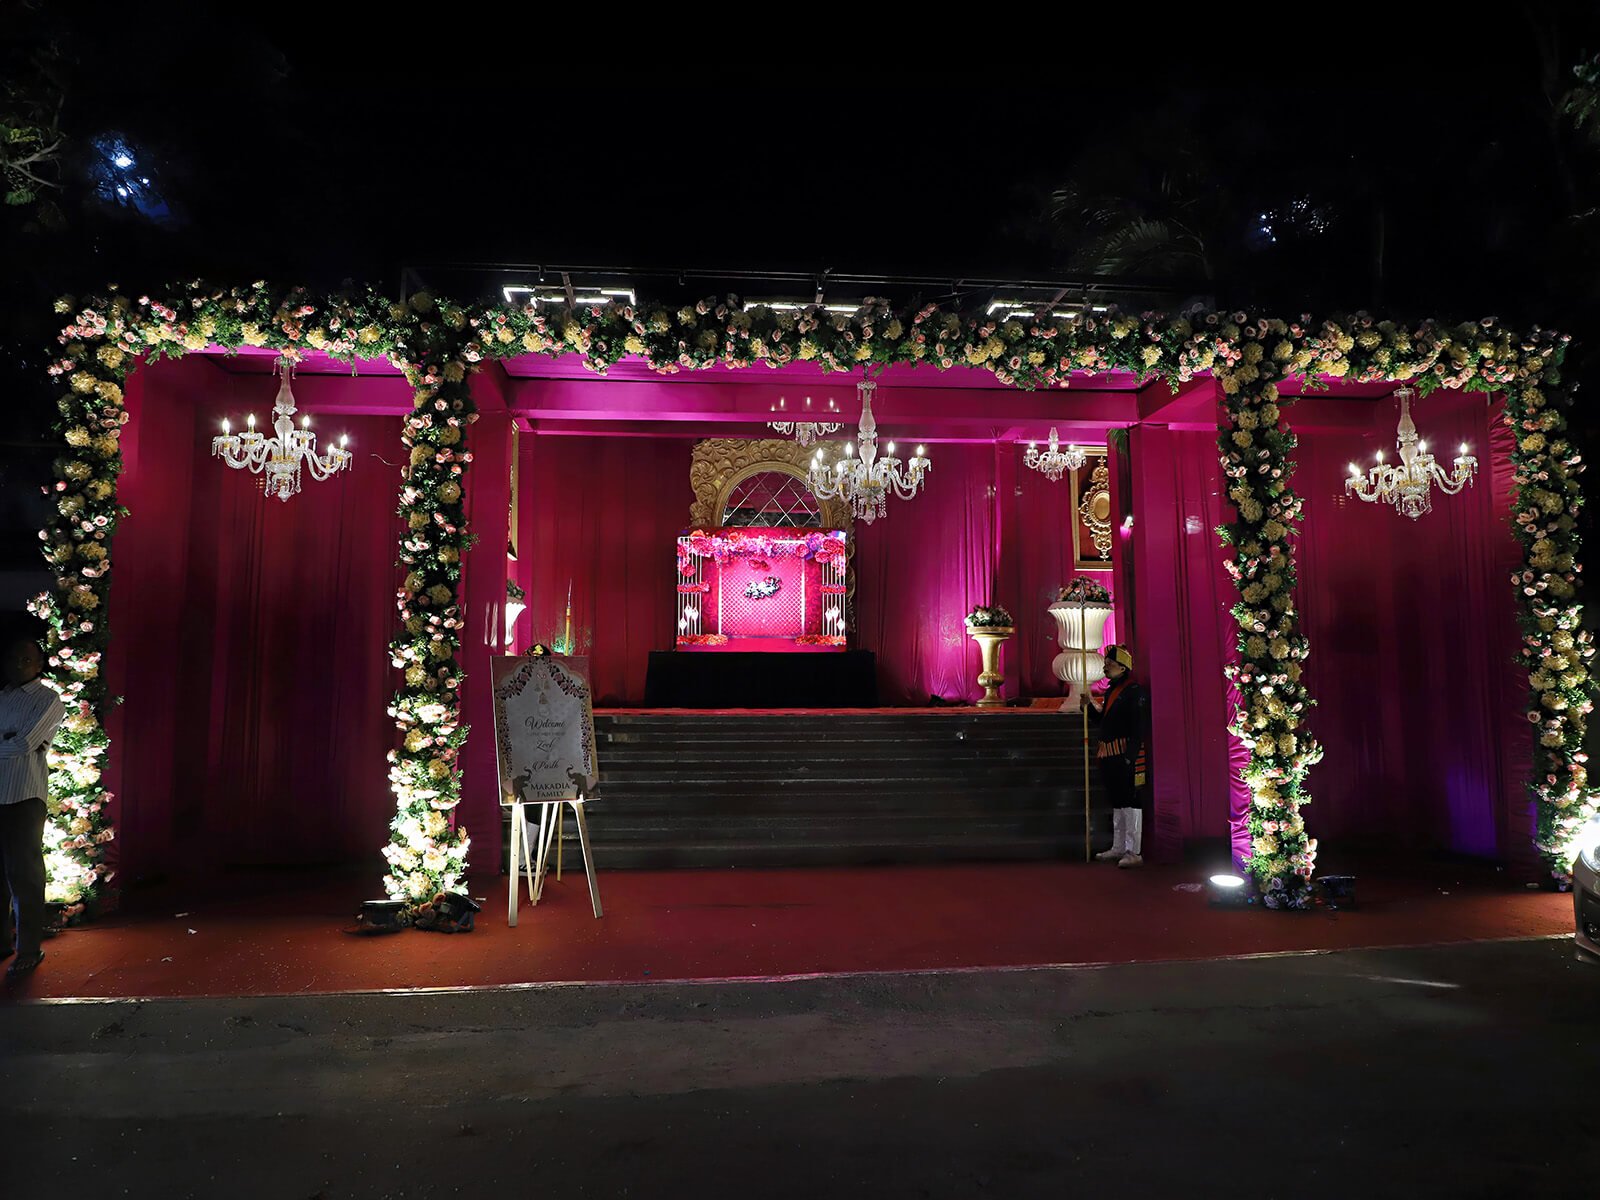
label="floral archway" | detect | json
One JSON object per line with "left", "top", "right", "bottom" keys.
{"left": 32, "top": 286, "right": 1592, "bottom": 922}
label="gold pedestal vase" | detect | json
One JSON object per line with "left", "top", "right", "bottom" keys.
{"left": 965, "top": 624, "right": 1015, "bottom": 709}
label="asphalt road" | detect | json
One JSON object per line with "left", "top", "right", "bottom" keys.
{"left": 3, "top": 937, "right": 1596, "bottom": 1199}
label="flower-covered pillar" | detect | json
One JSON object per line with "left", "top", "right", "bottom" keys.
{"left": 1213, "top": 317, "right": 1323, "bottom": 908}
{"left": 457, "top": 363, "right": 514, "bottom": 862}
{"left": 382, "top": 292, "right": 477, "bottom": 913}
{"left": 1502, "top": 335, "right": 1597, "bottom": 882}
{"left": 28, "top": 297, "right": 134, "bottom": 920}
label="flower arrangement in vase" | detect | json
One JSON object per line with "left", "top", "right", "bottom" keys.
{"left": 1056, "top": 576, "right": 1111, "bottom": 604}
{"left": 964, "top": 603, "right": 1015, "bottom": 630}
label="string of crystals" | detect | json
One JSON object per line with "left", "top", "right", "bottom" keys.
{"left": 1344, "top": 386, "right": 1477, "bottom": 520}
{"left": 767, "top": 393, "right": 842, "bottom": 447}
{"left": 1023, "top": 427, "right": 1088, "bottom": 482}
{"left": 211, "top": 358, "right": 352, "bottom": 501}
{"left": 807, "top": 378, "right": 930, "bottom": 524}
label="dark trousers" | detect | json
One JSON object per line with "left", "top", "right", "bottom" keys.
{"left": 1097, "top": 755, "right": 1135, "bottom": 809}
{"left": 0, "top": 797, "right": 47, "bottom": 958}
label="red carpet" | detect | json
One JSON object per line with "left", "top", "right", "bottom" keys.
{"left": 4, "top": 861, "right": 1574, "bottom": 1002}
{"left": 596, "top": 705, "right": 1066, "bottom": 715}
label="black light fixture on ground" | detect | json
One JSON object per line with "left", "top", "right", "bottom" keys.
{"left": 353, "top": 899, "right": 406, "bottom": 934}
{"left": 1207, "top": 873, "right": 1251, "bottom": 908}
{"left": 1317, "top": 875, "right": 1358, "bottom": 910}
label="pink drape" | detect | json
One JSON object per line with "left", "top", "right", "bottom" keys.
{"left": 1006, "top": 444, "right": 1116, "bottom": 697}
{"left": 1128, "top": 426, "right": 1242, "bottom": 863}
{"left": 854, "top": 444, "right": 997, "bottom": 704}
{"left": 1133, "top": 398, "right": 1526, "bottom": 866}
{"left": 515, "top": 434, "right": 694, "bottom": 705}
{"left": 1294, "top": 391, "right": 1525, "bottom": 858}
{"left": 107, "top": 359, "right": 405, "bottom": 879}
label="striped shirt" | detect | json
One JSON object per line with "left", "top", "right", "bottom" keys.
{"left": 0, "top": 680, "right": 65, "bottom": 807}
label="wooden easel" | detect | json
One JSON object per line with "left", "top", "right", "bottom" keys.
{"left": 506, "top": 794, "right": 602, "bottom": 926}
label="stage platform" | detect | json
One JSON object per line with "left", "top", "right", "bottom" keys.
{"left": 643, "top": 649, "right": 877, "bottom": 708}
{"left": 508, "top": 708, "right": 1099, "bottom": 870}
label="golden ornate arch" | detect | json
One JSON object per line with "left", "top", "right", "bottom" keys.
{"left": 688, "top": 438, "right": 854, "bottom": 532}
{"left": 688, "top": 437, "right": 857, "bottom": 629}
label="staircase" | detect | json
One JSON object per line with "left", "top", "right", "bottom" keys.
{"left": 505, "top": 711, "right": 1106, "bottom": 869}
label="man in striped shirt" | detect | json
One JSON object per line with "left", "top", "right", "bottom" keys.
{"left": 0, "top": 630, "right": 65, "bottom": 978}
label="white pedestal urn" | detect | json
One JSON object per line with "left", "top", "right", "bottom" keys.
{"left": 1049, "top": 599, "right": 1114, "bottom": 711}
{"left": 965, "top": 606, "right": 1015, "bottom": 709}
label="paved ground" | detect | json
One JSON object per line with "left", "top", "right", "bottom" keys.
{"left": 3, "top": 936, "right": 1597, "bottom": 1199}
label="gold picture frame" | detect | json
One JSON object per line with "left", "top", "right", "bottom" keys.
{"left": 1067, "top": 446, "right": 1113, "bottom": 570}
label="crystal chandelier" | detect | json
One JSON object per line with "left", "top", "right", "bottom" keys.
{"left": 807, "top": 378, "right": 930, "bottom": 524}
{"left": 768, "top": 394, "right": 842, "bottom": 447}
{"left": 1345, "top": 386, "right": 1477, "bottom": 520}
{"left": 211, "top": 360, "right": 353, "bottom": 501}
{"left": 1023, "top": 428, "right": 1088, "bottom": 482}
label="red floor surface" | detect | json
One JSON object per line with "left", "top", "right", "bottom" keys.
{"left": 595, "top": 705, "right": 1067, "bottom": 715}
{"left": 4, "top": 861, "right": 1574, "bottom": 1002}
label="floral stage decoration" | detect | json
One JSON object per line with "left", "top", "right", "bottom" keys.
{"left": 1058, "top": 577, "right": 1112, "bottom": 604}
{"left": 676, "top": 528, "right": 847, "bottom": 572}
{"left": 676, "top": 633, "right": 729, "bottom": 647}
{"left": 32, "top": 282, "right": 1594, "bottom": 925}
{"left": 743, "top": 576, "right": 783, "bottom": 600}
{"left": 965, "top": 604, "right": 1015, "bottom": 629}
{"left": 794, "top": 634, "right": 848, "bottom": 647}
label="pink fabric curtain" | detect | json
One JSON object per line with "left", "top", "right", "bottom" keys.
{"left": 1128, "top": 426, "right": 1241, "bottom": 863}
{"left": 854, "top": 444, "right": 998, "bottom": 704}
{"left": 515, "top": 434, "right": 694, "bottom": 705}
{"left": 1293, "top": 391, "right": 1525, "bottom": 858}
{"left": 1133, "top": 398, "right": 1525, "bottom": 865}
{"left": 1007, "top": 444, "right": 1116, "bottom": 698}
{"left": 107, "top": 359, "right": 405, "bottom": 879}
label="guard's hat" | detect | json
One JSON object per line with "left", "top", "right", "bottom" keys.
{"left": 1105, "top": 644, "right": 1135, "bottom": 672}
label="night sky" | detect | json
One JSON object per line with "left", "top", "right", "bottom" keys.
{"left": 5, "top": 8, "right": 1600, "bottom": 566}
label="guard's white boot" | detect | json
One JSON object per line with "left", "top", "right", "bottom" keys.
{"left": 1095, "top": 809, "right": 1126, "bottom": 860}
{"left": 1117, "top": 808, "right": 1143, "bottom": 868}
